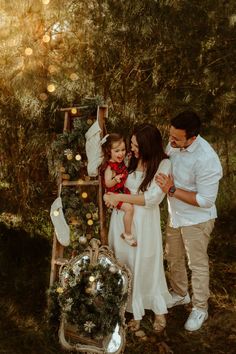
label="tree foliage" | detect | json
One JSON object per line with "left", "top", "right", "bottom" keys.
{"left": 0, "top": 0, "right": 235, "bottom": 229}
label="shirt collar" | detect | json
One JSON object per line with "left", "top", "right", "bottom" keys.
{"left": 181, "top": 135, "right": 200, "bottom": 152}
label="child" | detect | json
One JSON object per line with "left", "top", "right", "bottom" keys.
{"left": 101, "top": 133, "right": 137, "bottom": 247}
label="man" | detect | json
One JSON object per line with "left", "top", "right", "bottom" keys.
{"left": 156, "top": 111, "right": 223, "bottom": 331}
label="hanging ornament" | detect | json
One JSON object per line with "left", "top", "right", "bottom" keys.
{"left": 87, "top": 119, "right": 93, "bottom": 125}
{"left": 86, "top": 213, "right": 92, "bottom": 219}
{"left": 56, "top": 287, "right": 64, "bottom": 294}
{"left": 109, "top": 265, "right": 117, "bottom": 274}
{"left": 89, "top": 275, "right": 95, "bottom": 282}
{"left": 75, "top": 154, "right": 81, "bottom": 161}
{"left": 82, "top": 192, "right": 88, "bottom": 199}
{"left": 64, "top": 149, "right": 73, "bottom": 160}
{"left": 87, "top": 219, "right": 93, "bottom": 226}
{"left": 79, "top": 236, "right": 87, "bottom": 245}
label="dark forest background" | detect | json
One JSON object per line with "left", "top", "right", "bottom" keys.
{"left": 0, "top": 1, "right": 235, "bottom": 353}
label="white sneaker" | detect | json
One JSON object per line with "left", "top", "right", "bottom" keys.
{"left": 184, "top": 308, "right": 208, "bottom": 331}
{"left": 169, "top": 291, "right": 190, "bottom": 308}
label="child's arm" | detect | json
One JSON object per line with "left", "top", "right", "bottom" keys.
{"left": 104, "top": 166, "right": 122, "bottom": 188}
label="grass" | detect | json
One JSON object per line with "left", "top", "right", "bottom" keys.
{"left": 0, "top": 210, "right": 235, "bottom": 354}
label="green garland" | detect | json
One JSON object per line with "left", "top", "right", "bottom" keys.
{"left": 61, "top": 186, "right": 100, "bottom": 252}
{"left": 47, "top": 97, "right": 105, "bottom": 251}
{"left": 56, "top": 257, "right": 127, "bottom": 338}
{"left": 48, "top": 96, "right": 104, "bottom": 180}
{"left": 48, "top": 117, "right": 89, "bottom": 180}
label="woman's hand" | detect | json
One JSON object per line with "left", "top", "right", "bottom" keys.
{"left": 103, "top": 192, "right": 119, "bottom": 208}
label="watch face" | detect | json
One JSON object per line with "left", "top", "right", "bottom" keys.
{"left": 168, "top": 185, "right": 176, "bottom": 195}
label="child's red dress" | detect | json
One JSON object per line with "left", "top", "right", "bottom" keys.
{"left": 101, "top": 161, "right": 130, "bottom": 209}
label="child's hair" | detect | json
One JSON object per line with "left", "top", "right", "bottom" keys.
{"left": 101, "top": 133, "right": 125, "bottom": 162}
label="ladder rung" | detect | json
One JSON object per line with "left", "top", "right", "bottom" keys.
{"left": 62, "top": 180, "right": 99, "bottom": 186}
{"left": 54, "top": 258, "right": 68, "bottom": 266}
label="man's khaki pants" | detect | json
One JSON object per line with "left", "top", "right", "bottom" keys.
{"left": 165, "top": 219, "right": 215, "bottom": 311}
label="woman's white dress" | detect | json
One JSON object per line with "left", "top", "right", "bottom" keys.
{"left": 108, "top": 159, "right": 172, "bottom": 320}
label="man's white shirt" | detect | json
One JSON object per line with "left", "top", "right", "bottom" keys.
{"left": 166, "top": 135, "right": 223, "bottom": 228}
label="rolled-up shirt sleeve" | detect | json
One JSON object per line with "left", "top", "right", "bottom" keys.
{"left": 195, "top": 157, "right": 223, "bottom": 208}
{"left": 144, "top": 159, "right": 171, "bottom": 208}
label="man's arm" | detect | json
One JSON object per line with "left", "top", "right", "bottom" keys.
{"left": 156, "top": 157, "right": 222, "bottom": 208}
{"left": 155, "top": 173, "right": 199, "bottom": 206}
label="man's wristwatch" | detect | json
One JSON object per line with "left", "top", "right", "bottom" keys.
{"left": 168, "top": 185, "right": 176, "bottom": 197}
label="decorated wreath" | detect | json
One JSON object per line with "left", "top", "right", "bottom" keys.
{"left": 56, "top": 253, "right": 128, "bottom": 339}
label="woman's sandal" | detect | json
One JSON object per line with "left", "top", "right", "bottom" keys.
{"left": 153, "top": 314, "right": 166, "bottom": 332}
{"left": 121, "top": 233, "right": 137, "bottom": 247}
{"left": 128, "top": 319, "right": 140, "bottom": 332}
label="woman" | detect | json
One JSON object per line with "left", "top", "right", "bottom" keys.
{"left": 104, "top": 123, "right": 172, "bottom": 332}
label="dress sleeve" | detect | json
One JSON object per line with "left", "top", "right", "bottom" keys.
{"left": 144, "top": 159, "right": 171, "bottom": 208}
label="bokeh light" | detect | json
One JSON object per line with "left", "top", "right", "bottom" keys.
{"left": 48, "top": 65, "right": 58, "bottom": 74}
{"left": 25, "top": 47, "right": 33, "bottom": 56}
{"left": 70, "top": 73, "right": 79, "bottom": 81}
{"left": 42, "top": 34, "right": 50, "bottom": 43}
{"left": 39, "top": 93, "right": 48, "bottom": 101}
{"left": 75, "top": 154, "right": 81, "bottom": 161}
{"left": 71, "top": 107, "right": 77, "bottom": 115}
{"left": 47, "top": 83, "right": 56, "bottom": 92}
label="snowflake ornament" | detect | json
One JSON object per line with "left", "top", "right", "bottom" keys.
{"left": 84, "top": 320, "right": 96, "bottom": 333}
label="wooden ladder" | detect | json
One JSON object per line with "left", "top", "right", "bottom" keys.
{"left": 49, "top": 105, "right": 108, "bottom": 286}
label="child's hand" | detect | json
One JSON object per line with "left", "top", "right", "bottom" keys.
{"left": 114, "top": 174, "right": 123, "bottom": 183}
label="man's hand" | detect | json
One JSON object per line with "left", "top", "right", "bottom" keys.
{"left": 103, "top": 192, "right": 119, "bottom": 208}
{"left": 155, "top": 173, "right": 174, "bottom": 193}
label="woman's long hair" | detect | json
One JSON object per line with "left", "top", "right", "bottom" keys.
{"left": 128, "top": 123, "right": 168, "bottom": 192}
